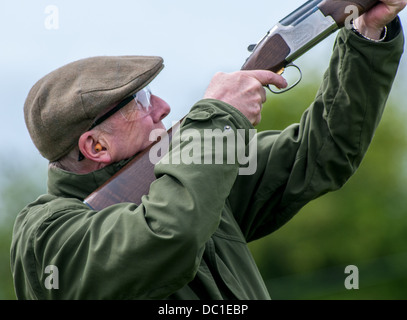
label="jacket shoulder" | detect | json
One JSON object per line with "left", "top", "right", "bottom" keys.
{"left": 10, "top": 195, "right": 87, "bottom": 299}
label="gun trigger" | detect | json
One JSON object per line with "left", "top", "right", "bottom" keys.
{"left": 277, "top": 68, "right": 285, "bottom": 75}
{"left": 247, "top": 44, "right": 256, "bottom": 52}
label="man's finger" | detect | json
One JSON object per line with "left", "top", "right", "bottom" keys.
{"left": 242, "top": 69, "right": 288, "bottom": 89}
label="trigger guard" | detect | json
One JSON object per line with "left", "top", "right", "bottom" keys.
{"left": 268, "top": 63, "right": 302, "bottom": 94}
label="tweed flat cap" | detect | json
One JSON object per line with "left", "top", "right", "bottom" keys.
{"left": 24, "top": 55, "right": 164, "bottom": 161}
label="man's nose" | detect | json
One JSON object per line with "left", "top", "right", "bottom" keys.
{"left": 151, "top": 95, "right": 171, "bottom": 123}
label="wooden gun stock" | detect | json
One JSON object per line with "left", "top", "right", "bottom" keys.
{"left": 84, "top": 143, "right": 156, "bottom": 210}
{"left": 319, "top": 0, "right": 378, "bottom": 28}
{"left": 84, "top": 0, "right": 379, "bottom": 210}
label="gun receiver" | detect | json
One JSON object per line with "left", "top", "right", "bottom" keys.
{"left": 84, "top": 0, "right": 380, "bottom": 210}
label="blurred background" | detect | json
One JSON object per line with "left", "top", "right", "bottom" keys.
{"left": 1, "top": 0, "right": 406, "bottom": 299}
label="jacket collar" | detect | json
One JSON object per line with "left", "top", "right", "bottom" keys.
{"left": 47, "top": 158, "right": 133, "bottom": 200}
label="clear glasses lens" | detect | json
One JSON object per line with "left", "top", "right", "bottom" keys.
{"left": 120, "top": 86, "right": 152, "bottom": 121}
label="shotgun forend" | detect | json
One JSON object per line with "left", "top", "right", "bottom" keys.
{"left": 241, "top": 0, "right": 378, "bottom": 75}
{"left": 241, "top": 0, "right": 337, "bottom": 73}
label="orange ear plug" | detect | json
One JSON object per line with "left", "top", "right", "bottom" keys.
{"left": 95, "top": 143, "right": 102, "bottom": 152}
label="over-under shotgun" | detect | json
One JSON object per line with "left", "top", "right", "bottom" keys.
{"left": 84, "top": 0, "right": 379, "bottom": 210}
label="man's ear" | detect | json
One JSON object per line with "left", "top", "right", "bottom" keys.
{"left": 78, "top": 132, "right": 112, "bottom": 163}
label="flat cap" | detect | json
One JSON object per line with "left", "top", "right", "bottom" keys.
{"left": 24, "top": 55, "right": 164, "bottom": 161}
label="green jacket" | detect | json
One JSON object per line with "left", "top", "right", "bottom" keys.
{"left": 11, "top": 21, "right": 404, "bottom": 299}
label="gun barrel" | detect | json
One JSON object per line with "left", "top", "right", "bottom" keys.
{"left": 280, "top": 0, "right": 324, "bottom": 26}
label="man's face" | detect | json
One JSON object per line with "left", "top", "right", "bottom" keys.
{"left": 106, "top": 93, "right": 171, "bottom": 162}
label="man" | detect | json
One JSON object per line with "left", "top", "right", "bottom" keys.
{"left": 11, "top": 1, "right": 406, "bottom": 299}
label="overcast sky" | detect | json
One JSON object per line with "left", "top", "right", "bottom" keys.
{"left": 1, "top": 0, "right": 406, "bottom": 166}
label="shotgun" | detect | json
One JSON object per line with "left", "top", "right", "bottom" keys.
{"left": 84, "top": 0, "right": 379, "bottom": 210}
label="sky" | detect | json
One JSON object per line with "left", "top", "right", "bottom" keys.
{"left": 1, "top": 0, "right": 406, "bottom": 167}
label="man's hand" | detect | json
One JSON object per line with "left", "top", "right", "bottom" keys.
{"left": 355, "top": 0, "right": 407, "bottom": 40}
{"left": 203, "top": 70, "right": 287, "bottom": 126}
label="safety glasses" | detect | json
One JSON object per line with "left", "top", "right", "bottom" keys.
{"left": 78, "top": 86, "right": 153, "bottom": 161}
{"left": 87, "top": 86, "right": 153, "bottom": 131}
{"left": 119, "top": 86, "right": 153, "bottom": 122}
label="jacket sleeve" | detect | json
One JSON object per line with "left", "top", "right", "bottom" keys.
{"left": 228, "top": 18, "right": 405, "bottom": 242}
